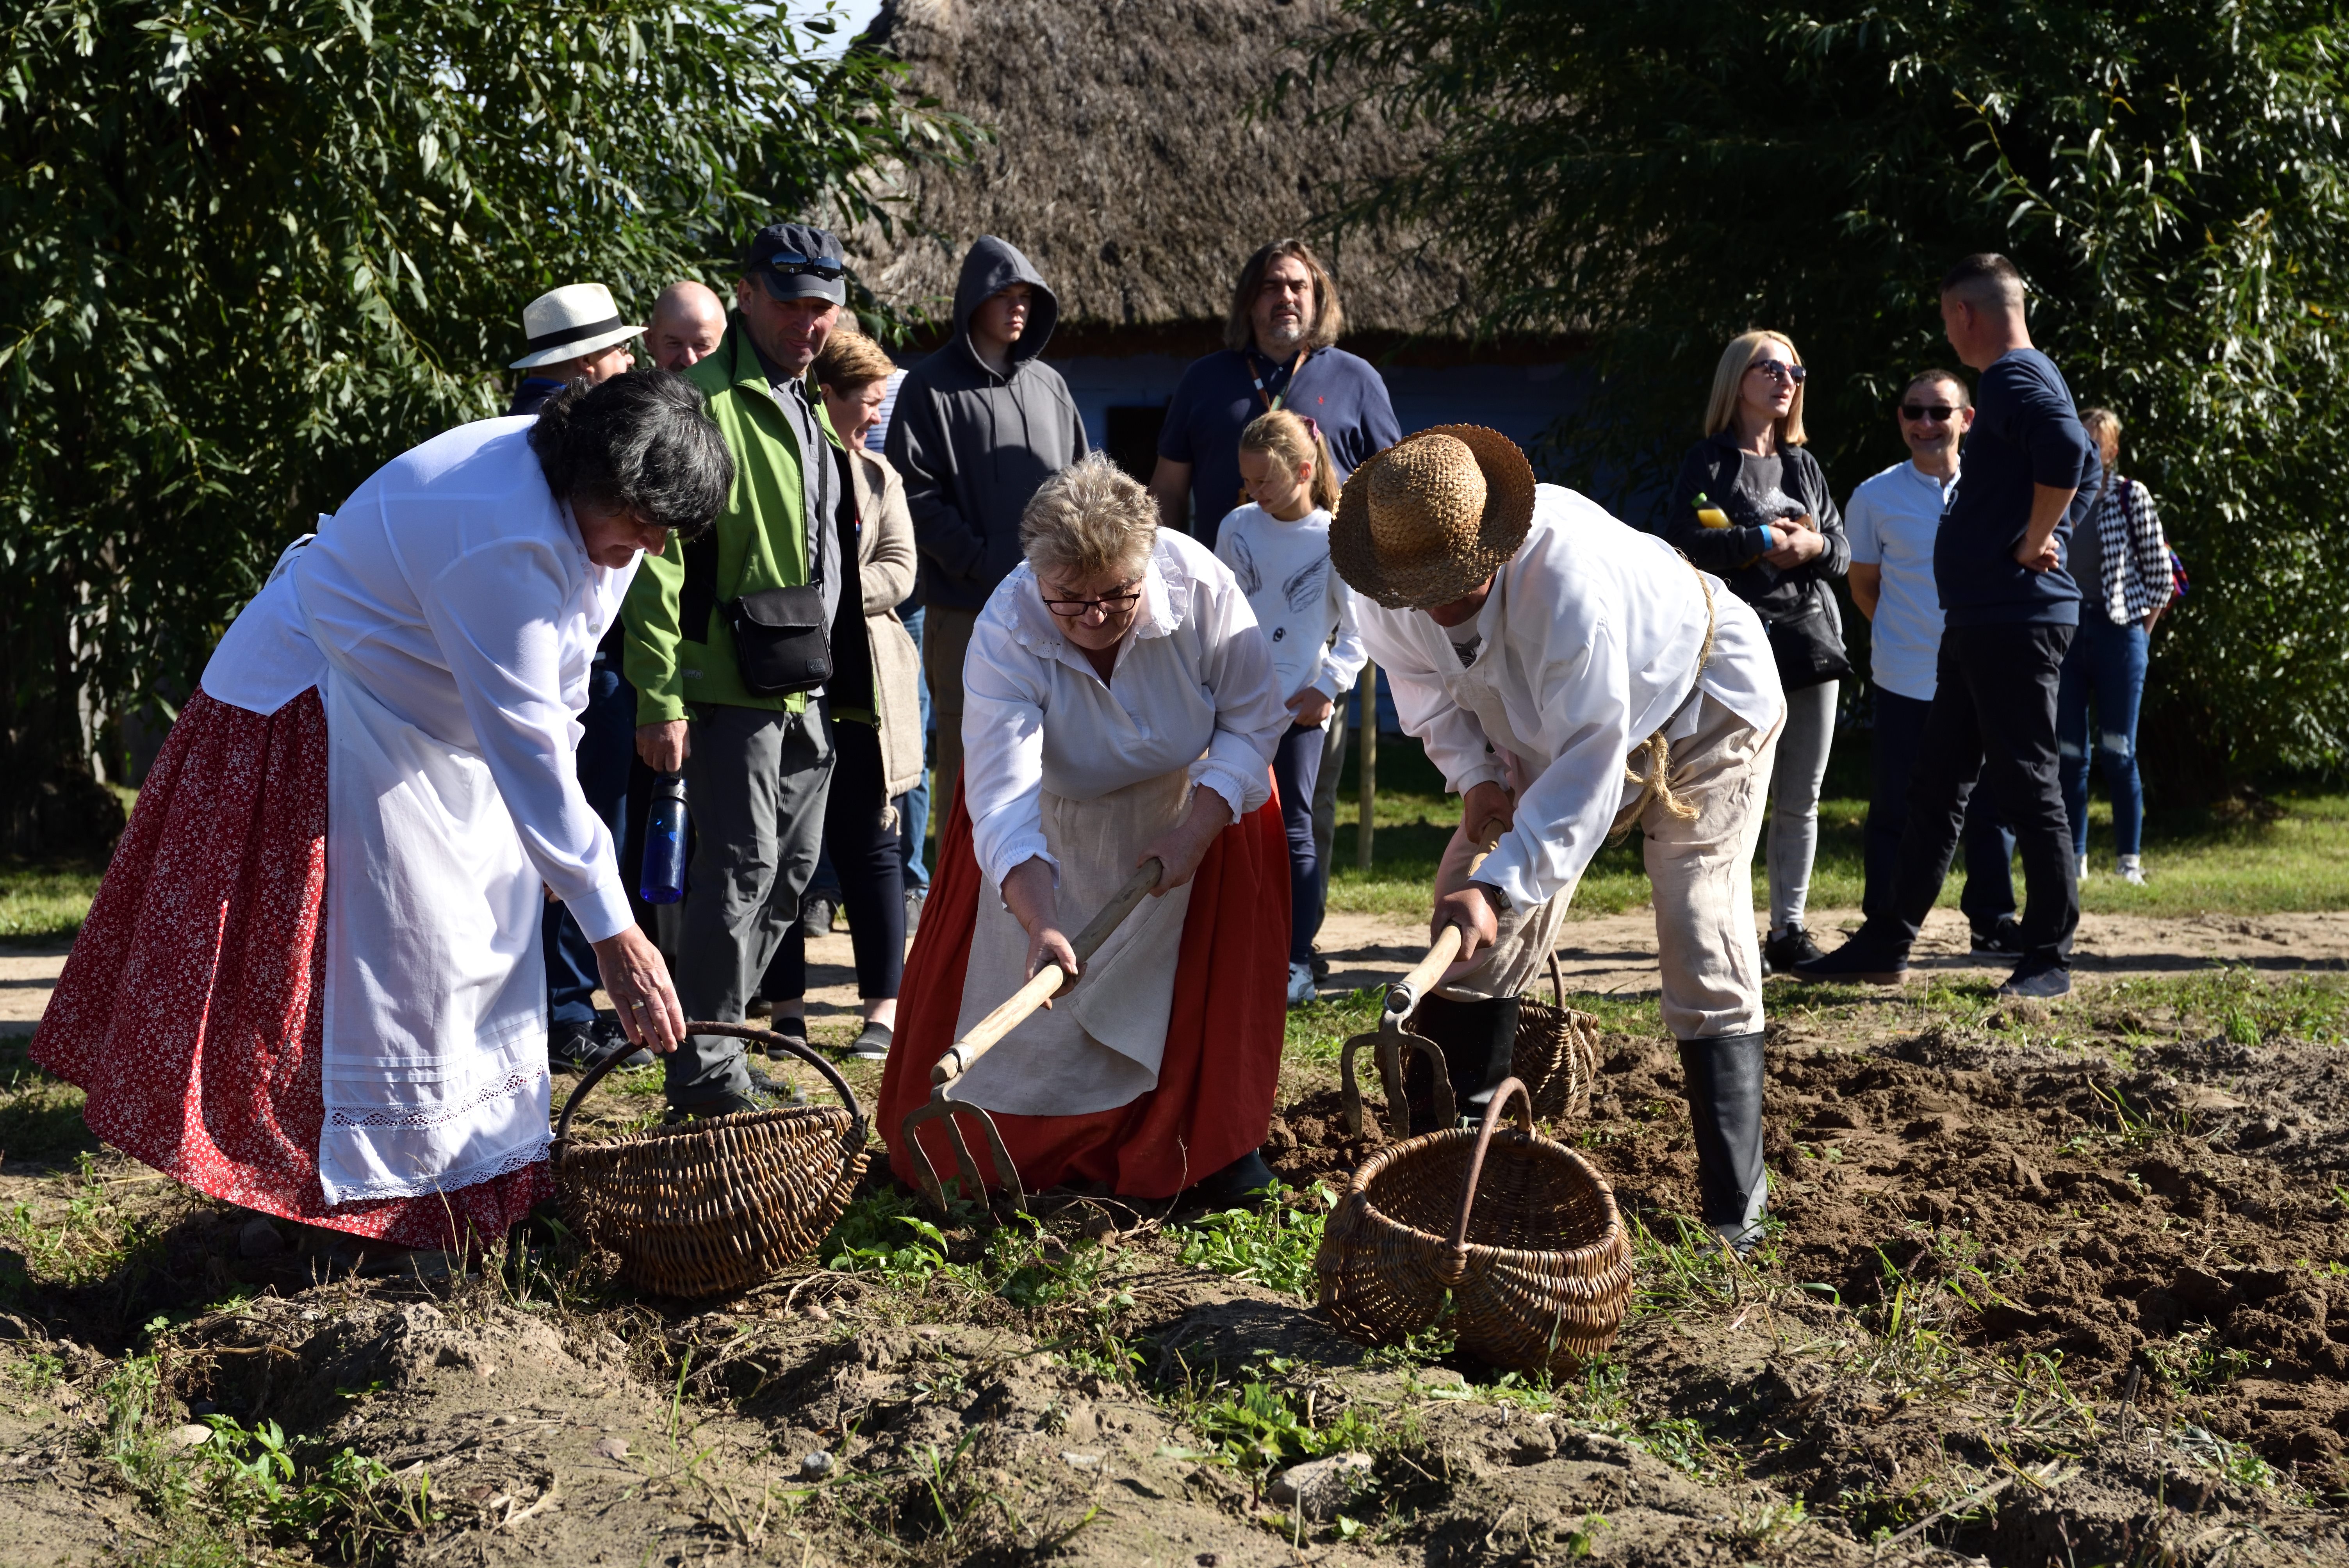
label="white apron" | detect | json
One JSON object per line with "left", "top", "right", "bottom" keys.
{"left": 950, "top": 768, "right": 1196, "bottom": 1117}
{"left": 305, "top": 632, "right": 555, "bottom": 1205}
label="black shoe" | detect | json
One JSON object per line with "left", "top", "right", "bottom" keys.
{"left": 1970, "top": 917, "right": 2026, "bottom": 958}
{"left": 1995, "top": 957, "right": 2071, "bottom": 1000}
{"left": 548, "top": 1019, "right": 601, "bottom": 1074}
{"left": 745, "top": 996, "right": 774, "bottom": 1019}
{"left": 1310, "top": 948, "right": 1331, "bottom": 984}
{"left": 847, "top": 1021, "right": 893, "bottom": 1060}
{"left": 1789, "top": 928, "right": 1910, "bottom": 985}
{"left": 764, "top": 1017, "right": 809, "bottom": 1058}
{"left": 800, "top": 893, "right": 838, "bottom": 937}
{"left": 589, "top": 1012, "right": 655, "bottom": 1069}
{"left": 1762, "top": 925, "right": 1826, "bottom": 973}
{"left": 1190, "top": 1149, "right": 1276, "bottom": 1206}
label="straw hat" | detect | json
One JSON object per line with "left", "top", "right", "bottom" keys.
{"left": 510, "top": 283, "right": 643, "bottom": 370}
{"left": 1330, "top": 426, "right": 1537, "bottom": 609}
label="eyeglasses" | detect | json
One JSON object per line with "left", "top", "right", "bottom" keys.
{"left": 765, "top": 249, "right": 844, "bottom": 282}
{"left": 1039, "top": 584, "right": 1143, "bottom": 621}
{"left": 1747, "top": 360, "right": 1807, "bottom": 385}
{"left": 1899, "top": 403, "right": 1959, "bottom": 422}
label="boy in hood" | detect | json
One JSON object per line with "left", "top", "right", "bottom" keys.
{"left": 886, "top": 236, "right": 1091, "bottom": 816}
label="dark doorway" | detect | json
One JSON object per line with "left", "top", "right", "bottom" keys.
{"left": 1104, "top": 404, "right": 1169, "bottom": 485}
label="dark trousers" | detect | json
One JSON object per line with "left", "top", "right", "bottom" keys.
{"left": 1274, "top": 721, "right": 1326, "bottom": 966}
{"left": 762, "top": 714, "right": 906, "bottom": 1002}
{"left": 1883, "top": 624, "right": 2079, "bottom": 966}
{"left": 544, "top": 654, "right": 635, "bottom": 1026}
{"left": 1866, "top": 689, "right": 2018, "bottom": 933}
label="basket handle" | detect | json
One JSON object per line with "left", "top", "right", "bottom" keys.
{"left": 1444, "top": 1075, "right": 1534, "bottom": 1274}
{"left": 552, "top": 1020, "right": 864, "bottom": 1146}
{"left": 1547, "top": 950, "right": 1564, "bottom": 1010}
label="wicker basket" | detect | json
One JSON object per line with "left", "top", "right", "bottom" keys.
{"left": 1396, "top": 955, "right": 1603, "bottom": 1130}
{"left": 1315, "top": 1076, "right": 1633, "bottom": 1376}
{"left": 550, "top": 1023, "right": 867, "bottom": 1299}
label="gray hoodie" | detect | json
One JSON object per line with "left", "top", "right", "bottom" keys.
{"left": 886, "top": 237, "right": 1091, "bottom": 611}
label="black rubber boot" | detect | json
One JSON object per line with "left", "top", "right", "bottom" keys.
{"left": 1677, "top": 1032, "right": 1768, "bottom": 1253}
{"left": 1413, "top": 992, "right": 1520, "bottom": 1115}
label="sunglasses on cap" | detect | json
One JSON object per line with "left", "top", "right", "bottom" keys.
{"left": 1747, "top": 360, "right": 1807, "bottom": 385}
{"left": 1899, "top": 402, "right": 1959, "bottom": 422}
{"left": 765, "top": 249, "right": 844, "bottom": 282}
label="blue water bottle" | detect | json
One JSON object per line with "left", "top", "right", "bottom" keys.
{"left": 640, "top": 773, "right": 689, "bottom": 905}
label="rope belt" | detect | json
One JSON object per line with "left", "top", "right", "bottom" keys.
{"left": 1618, "top": 559, "right": 1718, "bottom": 827}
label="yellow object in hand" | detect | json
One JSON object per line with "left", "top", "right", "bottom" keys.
{"left": 1691, "top": 492, "right": 1760, "bottom": 568}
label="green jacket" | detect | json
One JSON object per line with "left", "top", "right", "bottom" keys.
{"left": 623, "top": 317, "right": 840, "bottom": 722}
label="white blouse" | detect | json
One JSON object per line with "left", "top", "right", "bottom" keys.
{"left": 1355, "top": 485, "right": 1784, "bottom": 914}
{"left": 202, "top": 418, "right": 636, "bottom": 943}
{"left": 1212, "top": 502, "right": 1367, "bottom": 708}
{"left": 961, "top": 530, "right": 1289, "bottom": 886}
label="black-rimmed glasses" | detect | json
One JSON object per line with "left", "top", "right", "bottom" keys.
{"left": 1748, "top": 360, "right": 1807, "bottom": 385}
{"left": 1040, "top": 586, "right": 1143, "bottom": 621}
{"left": 1900, "top": 403, "right": 1959, "bottom": 422}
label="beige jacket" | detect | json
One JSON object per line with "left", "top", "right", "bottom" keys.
{"left": 847, "top": 447, "right": 927, "bottom": 801}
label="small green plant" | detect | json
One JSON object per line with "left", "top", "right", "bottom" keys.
{"left": 1169, "top": 1185, "right": 1330, "bottom": 1301}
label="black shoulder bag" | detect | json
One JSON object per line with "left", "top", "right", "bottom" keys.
{"left": 679, "top": 518, "right": 833, "bottom": 697}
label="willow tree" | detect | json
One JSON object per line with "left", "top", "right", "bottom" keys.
{"left": 1301, "top": 0, "right": 2349, "bottom": 794}
{"left": 0, "top": 0, "right": 976, "bottom": 846}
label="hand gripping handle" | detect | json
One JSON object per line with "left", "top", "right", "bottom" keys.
{"left": 931, "top": 857, "right": 1164, "bottom": 1089}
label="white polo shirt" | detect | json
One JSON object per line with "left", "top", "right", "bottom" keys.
{"left": 1844, "top": 460, "right": 1957, "bottom": 702}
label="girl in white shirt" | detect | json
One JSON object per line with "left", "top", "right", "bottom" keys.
{"left": 1214, "top": 411, "right": 1365, "bottom": 1006}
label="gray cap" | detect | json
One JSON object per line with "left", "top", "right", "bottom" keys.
{"left": 747, "top": 221, "right": 847, "bottom": 305}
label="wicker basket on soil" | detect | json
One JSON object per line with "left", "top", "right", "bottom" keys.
{"left": 1316, "top": 1077, "right": 1632, "bottom": 1376}
{"left": 550, "top": 1023, "right": 866, "bottom": 1299}
{"left": 1396, "top": 955, "right": 1603, "bottom": 1133}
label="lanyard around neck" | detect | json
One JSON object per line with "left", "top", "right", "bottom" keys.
{"left": 1249, "top": 347, "right": 1309, "bottom": 413}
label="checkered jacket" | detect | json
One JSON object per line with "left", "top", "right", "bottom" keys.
{"left": 2084, "top": 474, "right": 2173, "bottom": 624}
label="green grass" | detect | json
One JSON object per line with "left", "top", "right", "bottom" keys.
{"left": 0, "top": 858, "right": 105, "bottom": 943}
{"left": 1326, "top": 734, "right": 2349, "bottom": 921}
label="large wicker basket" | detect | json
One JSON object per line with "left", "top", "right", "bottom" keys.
{"left": 1316, "top": 1077, "right": 1633, "bottom": 1376}
{"left": 1396, "top": 955, "right": 1603, "bottom": 1131}
{"left": 550, "top": 1023, "right": 866, "bottom": 1299}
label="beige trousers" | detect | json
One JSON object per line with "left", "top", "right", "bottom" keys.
{"left": 1435, "top": 694, "right": 1782, "bottom": 1040}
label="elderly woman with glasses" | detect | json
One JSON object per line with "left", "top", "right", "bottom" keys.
{"left": 1666, "top": 330, "right": 1852, "bottom": 975}
{"left": 880, "top": 453, "right": 1292, "bottom": 1205}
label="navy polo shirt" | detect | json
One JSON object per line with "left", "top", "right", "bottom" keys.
{"left": 1939, "top": 348, "right": 2098, "bottom": 628}
{"left": 1158, "top": 346, "right": 1402, "bottom": 545}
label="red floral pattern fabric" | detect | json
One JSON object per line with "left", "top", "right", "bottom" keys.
{"left": 32, "top": 688, "right": 549, "bottom": 1249}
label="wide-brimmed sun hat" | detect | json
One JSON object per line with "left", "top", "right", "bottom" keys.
{"left": 510, "top": 283, "right": 643, "bottom": 370}
{"left": 1331, "top": 426, "right": 1538, "bottom": 610}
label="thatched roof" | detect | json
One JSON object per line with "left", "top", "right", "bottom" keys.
{"left": 856, "top": 0, "right": 1472, "bottom": 345}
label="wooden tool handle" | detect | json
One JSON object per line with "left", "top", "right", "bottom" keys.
{"left": 1393, "top": 825, "right": 1505, "bottom": 1000}
{"left": 932, "top": 858, "right": 1165, "bottom": 1087}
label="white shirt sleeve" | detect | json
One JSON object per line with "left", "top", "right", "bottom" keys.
{"left": 961, "top": 613, "right": 1057, "bottom": 887}
{"left": 1316, "top": 575, "right": 1368, "bottom": 701}
{"left": 1184, "top": 569, "right": 1288, "bottom": 822}
{"left": 421, "top": 539, "right": 633, "bottom": 942}
{"left": 1354, "top": 605, "right": 1511, "bottom": 797}
{"left": 1845, "top": 485, "right": 1882, "bottom": 566}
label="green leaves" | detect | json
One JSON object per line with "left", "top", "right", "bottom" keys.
{"left": 0, "top": 0, "right": 978, "bottom": 788}
{"left": 1306, "top": 0, "right": 2349, "bottom": 786}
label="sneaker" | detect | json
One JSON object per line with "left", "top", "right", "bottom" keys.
{"left": 1762, "top": 926, "right": 1825, "bottom": 973}
{"left": 1996, "top": 957, "right": 2071, "bottom": 1000}
{"left": 1969, "top": 917, "right": 2026, "bottom": 958}
{"left": 800, "top": 893, "right": 838, "bottom": 937}
{"left": 847, "top": 1021, "right": 894, "bottom": 1060}
{"left": 2075, "top": 853, "right": 2089, "bottom": 882}
{"left": 2118, "top": 854, "right": 2146, "bottom": 887}
{"left": 589, "top": 1013, "right": 656, "bottom": 1069}
{"left": 1789, "top": 929, "right": 1911, "bottom": 985}
{"left": 1285, "top": 962, "right": 1316, "bottom": 1008}
{"left": 904, "top": 887, "right": 926, "bottom": 934}
{"left": 548, "top": 1019, "right": 601, "bottom": 1074}
{"left": 1309, "top": 948, "right": 1331, "bottom": 984}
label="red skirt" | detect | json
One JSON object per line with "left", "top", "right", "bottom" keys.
{"left": 32, "top": 688, "right": 549, "bottom": 1250}
{"left": 880, "top": 777, "right": 1290, "bottom": 1201}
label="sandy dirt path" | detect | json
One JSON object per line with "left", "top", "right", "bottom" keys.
{"left": 8, "top": 906, "right": 2344, "bottom": 1037}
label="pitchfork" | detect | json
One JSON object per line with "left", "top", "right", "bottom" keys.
{"left": 900, "top": 857, "right": 1165, "bottom": 1214}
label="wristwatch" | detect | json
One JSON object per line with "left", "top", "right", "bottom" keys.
{"left": 1469, "top": 879, "right": 1512, "bottom": 916}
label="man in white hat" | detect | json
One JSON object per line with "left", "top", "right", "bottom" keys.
{"left": 1332, "top": 429, "right": 1786, "bottom": 1251}
{"left": 508, "top": 283, "right": 643, "bottom": 416}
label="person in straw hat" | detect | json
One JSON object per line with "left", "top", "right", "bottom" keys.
{"left": 1334, "top": 429, "right": 1787, "bottom": 1252}
{"left": 879, "top": 453, "right": 1294, "bottom": 1206}
{"left": 507, "top": 283, "right": 644, "bottom": 417}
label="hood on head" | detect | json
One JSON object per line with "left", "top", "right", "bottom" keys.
{"left": 951, "top": 236, "right": 1060, "bottom": 370}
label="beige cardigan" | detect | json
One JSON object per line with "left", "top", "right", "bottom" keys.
{"left": 845, "top": 446, "right": 927, "bottom": 802}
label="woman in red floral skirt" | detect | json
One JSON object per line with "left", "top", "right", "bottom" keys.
{"left": 33, "top": 372, "right": 726, "bottom": 1255}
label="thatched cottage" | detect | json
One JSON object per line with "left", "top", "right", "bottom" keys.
{"left": 854, "top": 0, "right": 1584, "bottom": 482}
